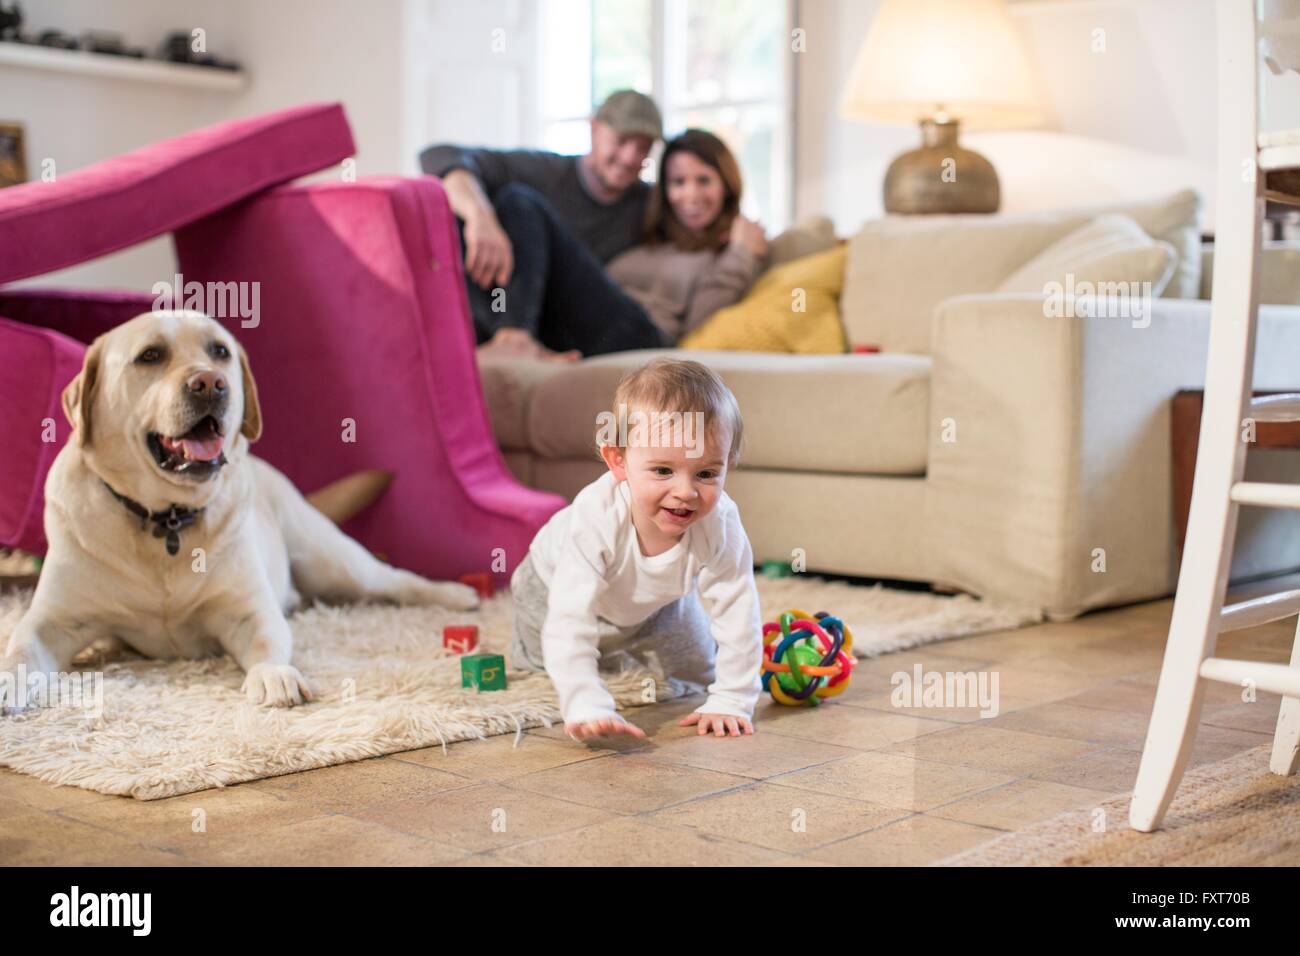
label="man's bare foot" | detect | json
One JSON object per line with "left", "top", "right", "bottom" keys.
{"left": 477, "top": 328, "right": 540, "bottom": 359}
{"left": 477, "top": 328, "right": 581, "bottom": 363}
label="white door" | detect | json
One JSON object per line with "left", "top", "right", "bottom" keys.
{"left": 402, "top": 0, "right": 543, "bottom": 174}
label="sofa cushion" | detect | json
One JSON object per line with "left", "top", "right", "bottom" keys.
{"left": 0, "top": 102, "right": 355, "bottom": 285}
{"left": 483, "top": 350, "right": 931, "bottom": 476}
{"left": 477, "top": 357, "right": 570, "bottom": 451}
{"left": 765, "top": 215, "right": 839, "bottom": 268}
{"left": 997, "top": 214, "right": 1176, "bottom": 297}
{"left": 840, "top": 189, "right": 1202, "bottom": 355}
{"left": 681, "top": 245, "right": 848, "bottom": 354}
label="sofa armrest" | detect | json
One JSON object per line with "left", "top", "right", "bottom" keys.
{"left": 926, "top": 293, "right": 1300, "bottom": 618}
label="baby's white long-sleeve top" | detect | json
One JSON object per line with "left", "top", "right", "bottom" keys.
{"left": 527, "top": 470, "right": 763, "bottom": 726}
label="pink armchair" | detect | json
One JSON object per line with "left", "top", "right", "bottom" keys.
{"left": 0, "top": 102, "right": 563, "bottom": 585}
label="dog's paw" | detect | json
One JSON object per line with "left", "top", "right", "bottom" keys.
{"left": 0, "top": 642, "right": 59, "bottom": 715}
{"left": 432, "top": 581, "right": 481, "bottom": 611}
{"left": 242, "top": 663, "right": 314, "bottom": 708}
{"left": 397, "top": 577, "right": 481, "bottom": 611}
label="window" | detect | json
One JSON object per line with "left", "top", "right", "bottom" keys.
{"left": 539, "top": 0, "right": 793, "bottom": 231}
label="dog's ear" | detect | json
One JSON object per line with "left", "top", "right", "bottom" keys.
{"left": 238, "top": 343, "right": 263, "bottom": 442}
{"left": 61, "top": 338, "right": 104, "bottom": 447}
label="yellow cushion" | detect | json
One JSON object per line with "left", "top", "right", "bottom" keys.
{"left": 681, "top": 245, "right": 848, "bottom": 354}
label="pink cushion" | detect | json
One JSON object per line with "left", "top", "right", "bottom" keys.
{"left": 0, "top": 102, "right": 354, "bottom": 286}
{"left": 0, "top": 317, "right": 85, "bottom": 554}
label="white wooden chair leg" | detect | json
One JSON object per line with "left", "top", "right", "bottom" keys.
{"left": 1130, "top": 0, "right": 1264, "bottom": 833}
{"left": 1130, "top": 663, "right": 1212, "bottom": 831}
{"left": 1129, "top": 465, "right": 1242, "bottom": 833}
{"left": 1269, "top": 617, "right": 1300, "bottom": 775}
{"left": 1129, "top": 333, "right": 1249, "bottom": 833}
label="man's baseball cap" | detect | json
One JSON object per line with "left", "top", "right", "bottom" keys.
{"left": 594, "top": 90, "right": 663, "bottom": 140}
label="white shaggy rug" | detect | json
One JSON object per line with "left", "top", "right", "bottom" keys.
{"left": 0, "top": 578, "right": 1039, "bottom": 800}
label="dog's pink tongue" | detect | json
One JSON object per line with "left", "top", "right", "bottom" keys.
{"left": 179, "top": 434, "right": 224, "bottom": 462}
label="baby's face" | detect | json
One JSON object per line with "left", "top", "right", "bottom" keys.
{"left": 604, "top": 428, "right": 730, "bottom": 544}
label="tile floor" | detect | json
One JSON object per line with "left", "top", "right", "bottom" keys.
{"left": 0, "top": 590, "right": 1294, "bottom": 866}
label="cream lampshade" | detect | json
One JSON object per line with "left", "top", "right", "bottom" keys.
{"left": 838, "top": 0, "right": 1045, "bottom": 214}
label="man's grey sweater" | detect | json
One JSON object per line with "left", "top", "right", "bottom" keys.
{"left": 419, "top": 145, "right": 650, "bottom": 265}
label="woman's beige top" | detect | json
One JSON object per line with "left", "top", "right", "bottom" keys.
{"left": 606, "top": 240, "right": 766, "bottom": 344}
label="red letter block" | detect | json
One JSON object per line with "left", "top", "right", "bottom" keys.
{"left": 443, "top": 625, "right": 479, "bottom": 655}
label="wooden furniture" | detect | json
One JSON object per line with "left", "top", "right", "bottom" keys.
{"left": 1172, "top": 389, "right": 1300, "bottom": 557}
{"left": 1131, "top": 0, "right": 1300, "bottom": 833}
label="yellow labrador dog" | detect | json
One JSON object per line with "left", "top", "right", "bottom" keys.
{"left": 0, "top": 310, "right": 477, "bottom": 710}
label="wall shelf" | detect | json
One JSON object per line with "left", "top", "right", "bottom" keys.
{"left": 0, "top": 41, "right": 248, "bottom": 92}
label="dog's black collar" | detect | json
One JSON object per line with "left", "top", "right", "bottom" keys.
{"left": 101, "top": 480, "right": 203, "bottom": 556}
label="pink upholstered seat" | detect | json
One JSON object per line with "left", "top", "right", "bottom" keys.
{"left": 0, "top": 103, "right": 563, "bottom": 583}
{"left": 0, "top": 103, "right": 355, "bottom": 285}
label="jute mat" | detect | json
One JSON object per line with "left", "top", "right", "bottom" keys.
{"left": 937, "top": 744, "right": 1300, "bottom": 865}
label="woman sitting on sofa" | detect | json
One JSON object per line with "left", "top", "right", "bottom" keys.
{"left": 607, "top": 128, "right": 770, "bottom": 344}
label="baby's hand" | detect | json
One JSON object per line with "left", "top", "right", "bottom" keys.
{"left": 679, "top": 712, "right": 754, "bottom": 737}
{"left": 565, "top": 715, "right": 646, "bottom": 741}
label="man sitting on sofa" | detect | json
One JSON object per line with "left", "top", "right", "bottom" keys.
{"left": 420, "top": 89, "right": 667, "bottom": 360}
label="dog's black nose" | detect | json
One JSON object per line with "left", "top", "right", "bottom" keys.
{"left": 186, "top": 370, "right": 228, "bottom": 398}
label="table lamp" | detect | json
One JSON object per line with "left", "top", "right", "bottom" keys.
{"left": 838, "top": 0, "right": 1044, "bottom": 214}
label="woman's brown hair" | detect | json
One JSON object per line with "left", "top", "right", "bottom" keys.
{"left": 643, "top": 129, "right": 743, "bottom": 252}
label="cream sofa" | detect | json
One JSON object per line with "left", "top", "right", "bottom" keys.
{"left": 478, "top": 192, "right": 1300, "bottom": 619}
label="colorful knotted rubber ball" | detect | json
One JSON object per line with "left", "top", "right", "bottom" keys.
{"left": 761, "top": 608, "right": 855, "bottom": 706}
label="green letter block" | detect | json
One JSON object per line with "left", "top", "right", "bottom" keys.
{"left": 461, "top": 653, "right": 507, "bottom": 691}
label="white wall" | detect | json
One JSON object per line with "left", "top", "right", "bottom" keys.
{"left": 226, "top": 0, "right": 404, "bottom": 180}
{"left": 794, "top": 0, "right": 1300, "bottom": 234}
{"left": 404, "top": 0, "right": 543, "bottom": 166}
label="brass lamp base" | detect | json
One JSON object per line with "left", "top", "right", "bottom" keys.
{"left": 883, "top": 117, "right": 1000, "bottom": 215}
